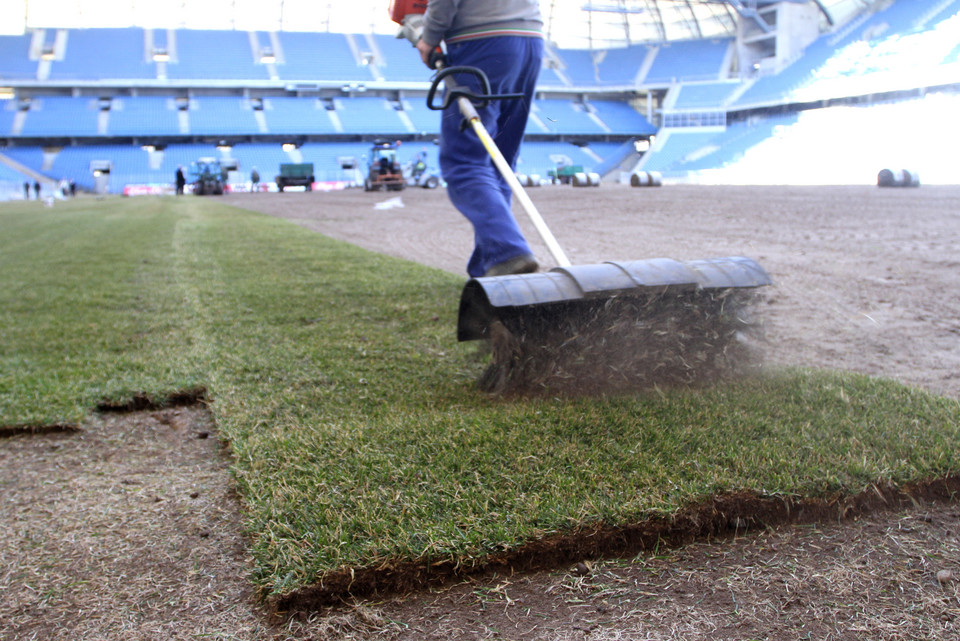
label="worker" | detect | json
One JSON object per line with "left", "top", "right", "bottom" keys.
{"left": 413, "top": 153, "right": 426, "bottom": 178}
{"left": 175, "top": 166, "right": 186, "bottom": 195}
{"left": 415, "top": 0, "right": 543, "bottom": 278}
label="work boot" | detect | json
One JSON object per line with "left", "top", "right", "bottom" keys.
{"left": 484, "top": 254, "right": 538, "bottom": 277}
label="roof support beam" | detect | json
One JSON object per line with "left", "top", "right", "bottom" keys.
{"left": 725, "top": 1, "right": 773, "bottom": 33}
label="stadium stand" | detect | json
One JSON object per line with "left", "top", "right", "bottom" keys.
{"left": 582, "top": 139, "right": 641, "bottom": 177}
{"left": 533, "top": 99, "right": 606, "bottom": 135}
{"left": 732, "top": 0, "right": 958, "bottom": 108}
{"left": 187, "top": 97, "right": 261, "bottom": 136}
{"left": 1, "top": 146, "right": 46, "bottom": 173}
{"left": 274, "top": 32, "right": 369, "bottom": 82}
{"left": 1, "top": 0, "right": 958, "bottom": 195}
{"left": 672, "top": 82, "right": 740, "bottom": 109}
{"left": 399, "top": 99, "right": 440, "bottom": 134}
{"left": 0, "top": 102, "right": 18, "bottom": 136}
{"left": 17, "top": 97, "right": 101, "bottom": 137}
{"left": 696, "top": 93, "right": 960, "bottom": 185}
{"left": 589, "top": 101, "right": 657, "bottom": 135}
{"left": 792, "top": 10, "right": 960, "bottom": 102}
{"left": 639, "top": 130, "right": 719, "bottom": 175}
{"left": 259, "top": 97, "right": 339, "bottom": 136}
{"left": 641, "top": 113, "right": 800, "bottom": 177}
{"left": 0, "top": 34, "right": 39, "bottom": 80}
{"left": 370, "top": 34, "right": 430, "bottom": 83}
{"left": 515, "top": 141, "right": 611, "bottom": 178}
{"left": 946, "top": 41, "right": 960, "bottom": 65}
{"left": 50, "top": 144, "right": 145, "bottom": 189}
{"left": 0, "top": 160, "right": 31, "bottom": 186}
{"left": 552, "top": 48, "right": 597, "bottom": 85}
{"left": 642, "top": 39, "right": 731, "bottom": 84}
{"left": 107, "top": 97, "right": 181, "bottom": 137}
{"left": 334, "top": 96, "right": 410, "bottom": 135}
{"left": 166, "top": 30, "right": 267, "bottom": 80}
{"left": 595, "top": 45, "right": 648, "bottom": 85}
{"left": 49, "top": 29, "right": 154, "bottom": 81}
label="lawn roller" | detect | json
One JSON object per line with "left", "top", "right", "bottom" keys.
{"left": 393, "top": 5, "right": 772, "bottom": 394}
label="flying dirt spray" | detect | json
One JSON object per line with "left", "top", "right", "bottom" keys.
{"left": 391, "top": 1, "right": 771, "bottom": 394}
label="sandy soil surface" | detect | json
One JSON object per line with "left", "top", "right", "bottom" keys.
{"left": 3, "top": 184, "right": 959, "bottom": 640}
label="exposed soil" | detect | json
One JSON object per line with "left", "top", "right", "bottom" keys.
{"left": 3, "top": 184, "right": 959, "bottom": 639}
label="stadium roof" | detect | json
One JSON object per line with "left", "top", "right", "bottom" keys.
{"left": 6, "top": 0, "right": 879, "bottom": 48}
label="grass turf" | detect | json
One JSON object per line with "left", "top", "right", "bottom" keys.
{"left": 2, "top": 196, "right": 958, "bottom": 599}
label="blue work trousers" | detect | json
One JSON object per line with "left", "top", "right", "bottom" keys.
{"left": 439, "top": 36, "right": 543, "bottom": 277}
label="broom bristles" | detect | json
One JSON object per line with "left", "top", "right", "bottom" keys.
{"left": 477, "top": 288, "right": 766, "bottom": 396}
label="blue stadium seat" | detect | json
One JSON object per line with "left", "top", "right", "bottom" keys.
{"left": 399, "top": 99, "right": 440, "bottom": 135}
{"left": 274, "top": 32, "right": 370, "bottom": 82}
{"left": 732, "top": 39, "right": 834, "bottom": 107}
{"left": 643, "top": 113, "right": 799, "bottom": 174}
{"left": 45, "top": 144, "right": 146, "bottom": 190}
{"left": 641, "top": 131, "right": 720, "bottom": 173}
{"left": 672, "top": 82, "right": 739, "bottom": 109}
{"left": 537, "top": 65, "right": 568, "bottom": 86}
{"left": 370, "top": 34, "right": 429, "bottom": 82}
{"left": 516, "top": 141, "right": 604, "bottom": 177}
{"left": 222, "top": 143, "right": 289, "bottom": 181}
{"left": 108, "top": 97, "right": 180, "bottom": 136}
{"left": 589, "top": 101, "right": 657, "bottom": 135}
{"left": 188, "top": 97, "right": 260, "bottom": 135}
{"left": 261, "top": 97, "right": 338, "bottom": 135}
{"left": 0, "top": 161, "right": 30, "bottom": 183}
{"left": 734, "top": 0, "right": 955, "bottom": 108}
{"left": 0, "top": 102, "right": 19, "bottom": 136}
{"left": 596, "top": 45, "right": 648, "bottom": 85}
{"left": 166, "top": 30, "right": 266, "bottom": 80}
{"left": 0, "top": 34, "right": 38, "bottom": 80}
{"left": 335, "top": 97, "right": 408, "bottom": 135}
{"left": 924, "top": 0, "right": 960, "bottom": 27}
{"left": 643, "top": 39, "right": 731, "bottom": 84}
{"left": 18, "top": 97, "right": 100, "bottom": 137}
{"left": 49, "top": 29, "right": 154, "bottom": 81}
{"left": 533, "top": 99, "right": 605, "bottom": 134}
{"left": 1, "top": 147, "right": 45, "bottom": 174}
{"left": 553, "top": 49, "right": 597, "bottom": 85}
{"left": 944, "top": 40, "right": 960, "bottom": 65}
{"left": 868, "top": 0, "right": 946, "bottom": 34}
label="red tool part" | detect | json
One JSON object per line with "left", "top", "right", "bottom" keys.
{"left": 389, "top": 0, "right": 428, "bottom": 24}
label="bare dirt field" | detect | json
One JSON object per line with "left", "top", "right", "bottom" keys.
{"left": 3, "top": 184, "right": 959, "bottom": 640}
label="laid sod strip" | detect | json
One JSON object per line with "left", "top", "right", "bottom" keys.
{"left": 0, "top": 198, "right": 208, "bottom": 425}
{"left": 2, "top": 197, "right": 959, "bottom": 605}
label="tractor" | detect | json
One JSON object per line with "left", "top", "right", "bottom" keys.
{"left": 363, "top": 141, "right": 406, "bottom": 192}
{"left": 189, "top": 158, "right": 226, "bottom": 195}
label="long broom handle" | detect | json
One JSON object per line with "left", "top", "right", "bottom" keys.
{"left": 455, "top": 95, "right": 572, "bottom": 268}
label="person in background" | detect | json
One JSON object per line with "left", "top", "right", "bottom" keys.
{"left": 251, "top": 167, "right": 260, "bottom": 192}
{"left": 414, "top": 0, "right": 543, "bottom": 278}
{"left": 175, "top": 166, "right": 186, "bottom": 195}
